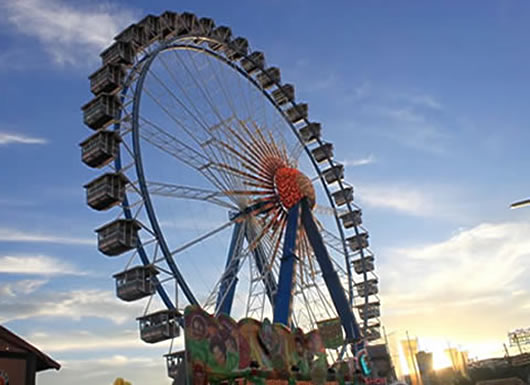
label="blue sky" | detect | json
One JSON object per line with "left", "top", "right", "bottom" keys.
{"left": 1, "top": 0, "right": 529, "bottom": 383}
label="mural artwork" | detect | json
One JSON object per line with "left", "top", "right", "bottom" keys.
{"left": 184, "top": 306, "right": 380, "bottom": 385}
{"left": 184, "top": 305, "right": 350, "bottom": 385}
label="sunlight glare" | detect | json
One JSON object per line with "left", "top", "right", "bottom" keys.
{"left": 433, "top": 350, "right": 452, "bottom": 370}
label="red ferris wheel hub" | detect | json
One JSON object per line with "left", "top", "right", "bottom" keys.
{"left": 273, "top": 167, "right": 315, "bottom": 210}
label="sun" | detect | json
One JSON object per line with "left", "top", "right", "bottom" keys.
{"left": 432, "top": 350, "right": 452, "bottom": 370}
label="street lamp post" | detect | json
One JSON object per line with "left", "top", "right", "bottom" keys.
{"left": 510, "top": 198, "right": 530, "bottom": 209}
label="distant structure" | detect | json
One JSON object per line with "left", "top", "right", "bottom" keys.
{"left": 468, "top": 352, "right": 530, "bottom": 385}
{"left": 416, "top": 351, "right": 434, "bottom": 385}
{"left": 0, "top": 326, "right": 60, "bottom": 385}
{"left": 476, "top": 377, "right": 527, "bottom": 385}
{"left": 444, "top": 347, "right": 469, "bottom": 375}
{"left": 367, "top": 343, "right": 397, "bottom": 381}
{"left": 401, "top": 337, "right": 422, "bottom": 385}
{"left": 509, "top": 328, "right": 530, "bottom": 354}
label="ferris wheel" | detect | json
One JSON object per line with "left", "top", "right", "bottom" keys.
{"left": 81, "top": 11, "right": 382, "bottom": 380}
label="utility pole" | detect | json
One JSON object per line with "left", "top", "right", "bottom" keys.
{"left": 503, "top": 343, "right": 510, "bottom": 358}
{"left": 406, "top": 331, "right": 422, "bottom": 385}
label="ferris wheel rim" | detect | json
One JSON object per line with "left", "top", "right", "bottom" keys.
{"left": 123, "top": 39, "right": 358, "bottom": 306}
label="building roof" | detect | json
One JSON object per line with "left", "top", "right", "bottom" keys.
{"left": 476, "top": 377, "right": 527, "bottom": 385}
{"left": 366, "top": 344, "right": 390, "bottom": 358}
{"left": 0, "top": 325, "right": 60, "bottom": 372}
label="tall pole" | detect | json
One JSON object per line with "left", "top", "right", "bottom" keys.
{"left": 503, "top": 343, "right": 510, "bottom": 358}
{"left": 406, "top": 331, "right": 421, "bottom": 385}
{"left": 510, "top": 198, "right": 530, "bottom": 209}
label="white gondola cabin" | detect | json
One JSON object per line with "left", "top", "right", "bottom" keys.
{"left": 356, "top": 302, "right": 381, "bottom": 319}
{"left": 178, "top": 12, "right": 199, "bottom": 35}
{"left": 84, "top": 172, "right": 128, "bottom": 211}
{"left": 299, "top": 122, "right": 321, "bottom": 143}
{"left": 355, "top": 278, "right": 378, "bottom": 297}
{"left": 89, "top": 64, "right": 125, "bottom": 95}
{"left": 113, "top": 265, "right": 158, "bottom": 302}
{"left": 137, "top": 15, "right": 160, "bottom": 44}
{"left": 80, "top": 130, "right": 121, "bottom": 168}
{"left": 286, "top": 103, "right": 308, "bottom": 124}
{"left": 160, "top": 11, "right": 179, "bottom": 39}
{"left": 364, "top": 324, "right": 382, "bottom": 341}
{"left": 332, "top": 186, "right": 353, "bottom": 206}
{"left": 96, "top": 219, "right": 140, "bottom": 256}
{"left": 101, "top": 41, "right": 135, "bottom": 66}
{"left": 257, "top": 67, "right": 280, "bottom": 89}
{"left": 311, "top": 142, "right": 333, "bottom": 163}
{"left": 226, "top": 37, "right": 249, "bottom": 61}
{"left": 241, "top": 51, "right": 265, "bottom": 74}
{"left": 114, "top": 23, "right": 146, "bottom": 48}
{"left": 165, "top": 351, "right": 186, "bottom": 380}
{"left": 82, "top": 94, "right": 121, "bottom": 130}
{"left": 346, "top": 232, "right": 369, "bottom": 252}
{"left": 198, "top": 17, "right": 215, "bottom": 36}
{"left": 340, "top": 209, "right": 362, "bottom": 228}
{"left": 271, "top": 84, "right": 294, "bottom": 106}
{"left": 208, "top": 26, "right": 232, "bottom": 51}
{"left": 322, "top": 163, "right": 344, "bottom": 184}
{"left": 352, "top": 255, "right": 375, "bottom": 274}
{"left": 137, "top": 309, "right": 182, "bottom": 344}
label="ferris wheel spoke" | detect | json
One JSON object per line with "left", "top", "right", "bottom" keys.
{"left": 182, "top": 47, "right": 240, "bottom": 132}
{"left": 179, "top": 51, "right": 259, "bottom": 194}
{"left": 151, "top": 219, "right": 235, "bottom": 262}
{"left": 145, "top": 181, "right": 237, "bottom": 209}
{"left": 168, "top": 48, "right": 243, "bottom": 184}
{"left": 262, "top": 213, "right": 287, "bottom": 272}
{"left": 191, "top": 45, "right": 294, "bottom": 166}
{"left": 213, "top": 250, "right": 252, "bottom": 314}
{"left": 137, "top": 114, "right": 230, "bottom": 193}
{"left": 146, "top": 65, "right": 215, "bottom": 143}
{"left": 157, "top": 53, "right": 215, "bottom": 132}
{"left": 206, "top": 238, "right": 253, "bottom": 308}
{"left": 156, "top": 53, "right": 243, "bottom": 192}
{"left": 141, "top": 80, "right": 248, "bottom": 193}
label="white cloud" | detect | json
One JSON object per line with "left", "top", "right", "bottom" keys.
{"left": 0, "top": 132, "right": 47, "bottom": 145}
{"left": 2, "top": 0, "right": 137, "bottom": 67}
{"left": 385, "top": 222, "right": 530, "bottom": 296}
{"left": 0, "top": 279, "right": 48, "bottom": 296}
{"left": 38, "top": 355, "right": 168, "bottom": 385}
{"left": 379, "top": 221, "right": 530, "bottom": 358}
{"left": 0, "top": 288, "right": 144, "bottom": 324}
{"left": 356, "top": 183, "right": 441, "bottom": 217}
{"left": 389, "top": 92, "right": 443, "bottom": 111}
{"left": 342, "top": 154, "right": 376, "bottom": 167}
{"left": 27, "top": 329, "right": 180, "bottom": 353}
{"left": 0, "top": 255, "right": 84, "bottom": 275}
{"left": 408, "top": 94, "right": 443, "bottom": 110}
{"left": 0, "top": 227, "right": 94, "bottom": 245}
{"left": 363, "top": 105, "right": 447, "bottom": 154}
{"left": 356, "top": 87, "right": 449, "bottom": 154}
{"left": 364, "top": 105, "right": 425, "bottom": 124}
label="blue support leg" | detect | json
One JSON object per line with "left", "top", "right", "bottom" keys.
{"left": 300, "top": 198, "right": 361, "bottom": 341}
{"left": 216, "top": 221, "right": 245, "bottom": 315}
{"left": 273, "top": 203, "right": 300, "bottom": 326}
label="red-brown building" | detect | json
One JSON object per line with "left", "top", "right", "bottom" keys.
{"left": 0, "top": 326, "right": 60, "bottom": 385}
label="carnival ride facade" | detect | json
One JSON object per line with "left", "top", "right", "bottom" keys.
{"left": 81, "top": 11, "right": 384, "bottom": 383}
